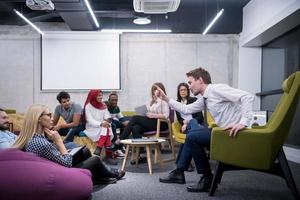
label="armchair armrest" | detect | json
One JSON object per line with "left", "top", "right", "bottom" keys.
{"left": 210, "top": 127, "right": 275, "bottom": 170}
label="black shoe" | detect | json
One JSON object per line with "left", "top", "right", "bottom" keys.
{"left": 94, "top": 147, "right": 101, "bottom": 156}
{"left": 94, "top": 177, "right": 117, "bottom": 185}
{"left": 110, "top": 169, "right": 126, "bottom": 180}
{"left": 186, "top": 174, "right": 213, "bottom": 192}
{"left": 130, "top": 157, "right": 147, "bottom": 165}
{"left": 159, "top": 169, "right": 186, "bottom": 184}
{"left": 187, "top": 163, "right": 194, "bottom": 172}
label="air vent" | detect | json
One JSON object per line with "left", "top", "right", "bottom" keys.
{"left": 133, "top": 0, "right": 181, "bottom": 14}
{"left": 26, "top": 0, "right": 55, "bottom": 10}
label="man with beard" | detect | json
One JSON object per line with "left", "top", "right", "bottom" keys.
{"left": 0, "top": 108, "right": 17, "bottom": 148}
{"left": 52, "top": 91, "right": 84, "bottom": 142}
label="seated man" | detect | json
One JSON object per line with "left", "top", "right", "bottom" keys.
{"left": 105, "top": 92, "right": 129, "bottom": 156}
{"left": 105, "top": 92, "right": 129, "bottom": 141}
{"left": 0, "top": 108, "right": 17, "bottom": 148}
{"left": 52, "top": 91, "right": 85, "bottom": 143}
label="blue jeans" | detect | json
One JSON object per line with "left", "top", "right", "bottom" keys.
{"left": 62, "top": 124, "right": 86, "bottom": 142}
{"left": 176, "top": 119, "right": 203, "bottom": 164}
{"left": 177, "top": 119, "right": 212, "bottom": 175}
{"left": 64, "top": 142, "right": 78, "bottom": 149}
{"left": 111, "top": 119, "right": 123, "bottom": 142}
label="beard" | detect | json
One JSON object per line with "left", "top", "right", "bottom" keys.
{"left": 0, "top": 123, "right": 9, "bottom": 131}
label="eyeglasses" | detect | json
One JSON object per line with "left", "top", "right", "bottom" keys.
{"left": 179, "top": 88, "right": 188, "bottom": 92}
{"left": 41, "top": 113, "right": 52, "bottom": 118}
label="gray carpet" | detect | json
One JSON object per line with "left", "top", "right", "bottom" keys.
{"left": 91, "top": 152, "right": 300, "bottom": 200}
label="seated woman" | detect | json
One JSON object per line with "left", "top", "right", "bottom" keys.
{"left": 116, "top": 82, "right": 170, "bottom": 163}
{"left": 176, "top": 82, "right": 204, "bottom": 132}
{"left": 83, "top": 89, "right": 117, "bottom": 165}
{"left": 175, "top": 82, "right": 204, "bottom": 171}
{"left": 12, "top": 104, "right": 125, "bottom": 185}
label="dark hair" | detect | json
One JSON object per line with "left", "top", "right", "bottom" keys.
{"left": 0, "top": 108, "right": 4, "bottom": 112}
{"left": 109, "top": 91, "right": 118, "bottom": 99}
{"left": 56, "top": 91, "right": 70, "bottom": 103}
{"left": 186, "top": 67, "right": 212, "bottom": 84}
{"left": 177, "top": 82, "right": 190, "bottom": 102}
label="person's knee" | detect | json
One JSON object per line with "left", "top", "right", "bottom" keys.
{"left": 185, "top": 133, "right": 198, "bottom": 145}
{"left": 132, "top": 125, "right": 142, "bottom": 138}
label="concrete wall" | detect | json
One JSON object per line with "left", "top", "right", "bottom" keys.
{"left": 0, "top": 23, "right": 239, "bottom": 113}
{"left": 238, "top": 47, "right": 261, "bottom": 110}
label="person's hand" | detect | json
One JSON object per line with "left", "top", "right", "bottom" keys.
{"left": 52, "top": 125, "right": 60, "bottom": 131}
{"left": 44, "top": 128, "right": 62, "bottom": 144}
{"left": 181, "top": 124, "right": 187, "bottom": 132}
{"left": 223, "top": 124, "right": 246, "bottom": 137}
{"left": 146, "top": 112, "right": 156, "bottom": 118}
{"left": 154, "top": 85, "right": 169, "bottom": 102}
{"left": 101, "top": 120, "right": 110, "bottom": 128}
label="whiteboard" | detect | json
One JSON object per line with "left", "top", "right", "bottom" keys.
{"left": 41, "top": 32, "right": 120, "bottom": 91}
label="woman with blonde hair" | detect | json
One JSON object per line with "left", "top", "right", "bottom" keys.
{"left": 116, "top": 82, "right": 170, "bottom": 164}
{"left": 13, "top": 104, "right": 125, "bottom": 184}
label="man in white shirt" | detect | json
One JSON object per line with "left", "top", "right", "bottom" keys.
{"left": 157, "top": 67, "right": 254, "bottom": 193}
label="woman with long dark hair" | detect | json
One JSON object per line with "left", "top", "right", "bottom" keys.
{"left": 176, "top": 82, "right": 204, "bottom": 132}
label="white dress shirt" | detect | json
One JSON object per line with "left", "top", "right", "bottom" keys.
{"left": 169, "top": 84, "right": 254, "bottom": 127}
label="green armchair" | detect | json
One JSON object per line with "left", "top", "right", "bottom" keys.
{"left": 209, "top": 72, "right": 300, "bottom": 200}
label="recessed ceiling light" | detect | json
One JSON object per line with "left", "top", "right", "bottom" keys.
{"left": 133, "top": 17, "right": 151, "bottom": 25}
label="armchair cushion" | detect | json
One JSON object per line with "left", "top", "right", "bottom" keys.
{"left": 172, "top": 121, "right": 186, "bottom": 144}
{"left": 211, "top": 127, "right": 274, "bottom": 170}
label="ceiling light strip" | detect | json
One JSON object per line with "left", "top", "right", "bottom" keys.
{"left": 14, "top": 9, "right": 44, "bottom": 35}
{"left": 202, "top": 8, "right": 224, "bottom": 35}
{"left": 84, "top": 0, "right": 99, "bottom": 28}
{"left": 101, "top": 29, "right": 171, "bottom": 33}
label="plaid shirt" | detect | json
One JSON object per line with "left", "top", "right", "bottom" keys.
{"left": 25, "top": 134, "right": 72, "bottom": 167}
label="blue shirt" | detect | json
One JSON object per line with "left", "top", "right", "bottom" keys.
{"left": 25, "top": 134, "right": 73, "bottom": 167}
{"left": 0, "top": 130, "right": 16, "bottom": 149}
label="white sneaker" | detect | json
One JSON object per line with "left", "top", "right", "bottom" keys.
{"left": 116, "top": 150, "right": 125, "bottom": 158}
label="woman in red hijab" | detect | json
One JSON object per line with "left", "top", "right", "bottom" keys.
{"left": 83, "top": 89, "right": 116, "bottom": 165}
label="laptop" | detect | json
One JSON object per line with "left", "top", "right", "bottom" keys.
{"left": 134, "top": 104, "right": 148, "bottom": 116}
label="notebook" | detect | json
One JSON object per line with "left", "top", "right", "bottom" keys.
{"left": 134, "top": 104, "right": 148, "bottom": 116}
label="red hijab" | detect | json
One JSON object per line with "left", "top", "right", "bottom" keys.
{"left": 82, "top": 89, "right": 106, "bottom": 123}
{"left": 84, "top": 89, "right": 107, "bottom": 110}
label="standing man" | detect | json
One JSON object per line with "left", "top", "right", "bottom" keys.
{"left": 0, "top": 108, "right": 17, "bottom": 148}
{"left": 52, "top": 91, "right": 85, "bottom": 142}
{"left": 157, "top": 67, "right": 254, "bottom": 193}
